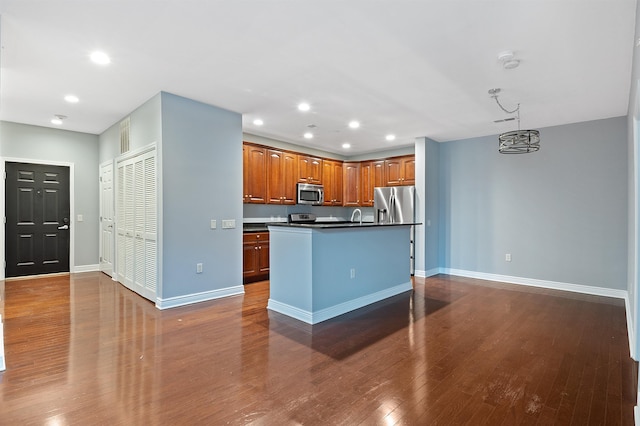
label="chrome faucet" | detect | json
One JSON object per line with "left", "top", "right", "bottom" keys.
{"left": 350, "top": 208, "right": 362, "bottom": 225}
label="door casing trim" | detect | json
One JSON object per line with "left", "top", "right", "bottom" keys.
{"left": 1, "top": 157, "right": 75, "bottom": 281}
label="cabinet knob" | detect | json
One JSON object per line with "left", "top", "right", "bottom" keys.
{"left": 258, "top": 246, "right": 262, "bottom": 250}
{"left": 254, "top": 247, "right": 258, "bottom": 250}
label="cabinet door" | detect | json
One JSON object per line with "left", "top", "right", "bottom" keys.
{"left": 244, "top": 144, "right": 267, "bottom": 203}
{"left": 243, "top": 241, "right": 258, "bottom": 278}
{"left": 258, "top": 241, "right": 270, "bottom": 274}
{"left": 282, "top": 152, "right": 298, "bottom": 205}
{"left": 401, "top": 156, "right": 415, "bottom": 185}
{"left": 385, "top": 158, "right": 404, "bottom": 186}
{"left": 372, "top": 160, "right": 385, "bottom": 188}
{"left": 343, "top": 162, "right": 360, "bottom": 207}
{"left": 362, "top": 160, "right": 385, "bottom": 205}
{"left": 267, "top": 149, "right": 285, "bottom": 204}
{"left": 332, "top": 161, "right": 343, "bottom": 205}
{"left": 298, "top": 156, "right": 323, "bottom": 184}
{"left": 322, "top": 161, "right": 333, "bottom": 206}
{"left": 322, "top": 160, "right": 343, "bottom": 205}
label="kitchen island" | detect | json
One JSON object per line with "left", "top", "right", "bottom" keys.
{"left": 266, "top": 222, "right": 417, "bottom": 324}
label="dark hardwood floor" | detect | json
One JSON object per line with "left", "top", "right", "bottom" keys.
{"left": 0, "top": 272, "right": 636, "bottom": 425}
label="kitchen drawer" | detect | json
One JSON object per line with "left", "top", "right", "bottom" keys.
{"left": 243, "top": 232, "right": 269, "bottom": 243}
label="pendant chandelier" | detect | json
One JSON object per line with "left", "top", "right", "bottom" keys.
{"left": 489, "top": 88, "right": 540, "bottom": 154}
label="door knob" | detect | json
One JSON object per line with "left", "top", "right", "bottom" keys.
{"left": 58, "top": 224, "right": 69, "bottom": 230}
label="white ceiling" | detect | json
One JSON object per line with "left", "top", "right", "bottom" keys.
{"left": 0, "top": 0, "right": 637, "bottom": 155}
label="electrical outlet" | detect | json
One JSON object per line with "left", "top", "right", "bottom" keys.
{"left": 196, "top": 263, "right": 203, "bottom": 273}
{"left": 222, "top": 219, "right": 236, "bottom": 229}
{"left": 505, "top": 253, "right": 512, "bottom": 262}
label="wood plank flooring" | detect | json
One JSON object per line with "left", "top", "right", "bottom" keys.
{"left": 0, "top": 272, "right": 636, "bottom": 425}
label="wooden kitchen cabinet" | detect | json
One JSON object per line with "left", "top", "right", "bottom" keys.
{"left": 343, "top": 162, "right": 360, "bottom": 207}
{"left": 243, "top": 232, "right": 269, "bottom": 283}
{"left": 360, "top": 160, "right": 385, "bottom": 206}
{"left": 243, "top": 144, "right": 267, "bottom": 203}
{"left": 322, "top": 159, "right": 343, "bottom": 206}
{"left": 298, "top": 155, "right": 323, "bottom": 184}
{"left": 385, "top": 155, "right": 415, "bottom": 186}
{"left": 267, "top": 149, "right": 297, "bottom": 205}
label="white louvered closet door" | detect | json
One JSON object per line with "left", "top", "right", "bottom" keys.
{"left": 116, "top": 147, "right": 157, "bottom": 302}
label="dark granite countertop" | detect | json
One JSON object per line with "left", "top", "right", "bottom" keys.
{"left": 267, "top": 222, "right": 420, "bottom": 229}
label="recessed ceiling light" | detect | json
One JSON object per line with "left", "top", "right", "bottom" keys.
{"left": 253, "top": 118, "right": 264, "bottom": 126}
{"left": 385, "top": 134, "right": 396, "bottom": 141}
{"left": 348, "top": 121, "right": 360, "bottom": 129}
{"left": 51, "top": 114, "right": 67, "bottom": 125}
{"left": 90, "top": 51, "right": 111, "bottom": 65}
{"left": 64, "top": 95, "right": 79, "bottom": 103}
{"left": 342, "top": 143, "right": 351, "bottom": 149}
{"left": 303, "top": 132, "right": 313, "bottom": 139}
{"left": 298, "top": 103, "right": 311, "bottom": 112}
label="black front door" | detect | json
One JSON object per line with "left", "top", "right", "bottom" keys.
{"left": 5, "top": 162, "right": 71, "bottom": 277}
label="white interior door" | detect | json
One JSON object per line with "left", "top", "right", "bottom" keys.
{"left": 99, "top": 161, "right": 114, "bottom": 277}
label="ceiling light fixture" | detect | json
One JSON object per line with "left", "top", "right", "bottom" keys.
{"left": 90, "top": 51, "right": 111, "bottom": 65}
{"left": 385, "top": 134, "right": 396, "bottom": 141}
{"left": 348, "top": 121, "right": 360, "bottom": 129}
{"left": 488, "top": 88, "right": 540, "bottom": 154}
{"left": 51, "top": 114, "right": 67, "bottom": 125}
{"left": 303, "top": 132, "right": 313, "bottom": 139}
{"left": 64, "top": 95, "right": 79, "bottom": 103}
{"left": 253, "top": 118, "right": 264, "bottom": 126}
{"left": 342, "top": 143, "right": 351, "bottom": 149}
{"left": 298, "top": 103, "right": 310, "bottom": 112}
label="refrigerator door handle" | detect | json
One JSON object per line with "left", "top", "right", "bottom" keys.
{"left": 389, "top": 194, "right": 396, "bottom": 223}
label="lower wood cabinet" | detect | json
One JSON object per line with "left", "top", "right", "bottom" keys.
{"left": 243, "top": 232, "right": 269, "bottom": 283}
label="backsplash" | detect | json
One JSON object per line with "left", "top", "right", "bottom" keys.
{"left": 243, "top": 204, "right": 374, "bottom": 223}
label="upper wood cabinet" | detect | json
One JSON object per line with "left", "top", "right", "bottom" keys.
{"left": 343, "top": 162, "right": 360, "bottom": 207}
{"left": 266, "top": 149, "right": 297, "bottom": 205}
{"left": 298, "top": 155, "right": 323, "bottom": 184}
{"left": 322, "top": 160, "right": 344, "bottom": 206}
{"left": 243, "top": 144, "right": 267, "bottom": 203}
{"left": 360, "top": 160, "right": 385, "bottom": 206}
{"left": 243, "top": 141, "right": 415, "bottom": 206}
{"left": 385, "top": 155, "right": 415, "bottom": 186}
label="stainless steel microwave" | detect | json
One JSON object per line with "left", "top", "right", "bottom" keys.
{"left": 296, "top": 183, "right": 324, "bottom": 205}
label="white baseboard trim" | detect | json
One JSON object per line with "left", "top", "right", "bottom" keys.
{"left": 267, "top": 281, "right": 413, "bottom": 324}
{"left": 440, "top": 268, "right": 628, "bottom": 300}
{"left": 73, "top": 264, "right": 100, "bottom": 273}
{"left": 156, "top": 285, "right": 245, "bottom": 309}
{"left": 626, "top": 293, "right": 637, "bottom": 361}
{"left": 635, "top": 405, "right": 640, "bottom": 426}
{"left": 414, "top": 268, "right": 439, "bottom": 278}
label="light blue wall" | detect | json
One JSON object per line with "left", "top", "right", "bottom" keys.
{"left": 160, "top": 92, "right": 243, "bottom": 299}
{"left": 626, "top": 0, "right": 640, "bottom": 359}
{"left": 415, "top": 137, "right": 439, "bottom": 274}
{"left": 440, "top": 117, "right": 627, "bottom": 290}
{"left": 98, "top": 93, "right": 162, "bottom": 163}
{"left": 0, "top": 121, "right": 100, "bottom": 269}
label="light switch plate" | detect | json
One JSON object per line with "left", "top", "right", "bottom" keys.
{"left": 210, "top": 219, "right": 216, "bottom": 229}
{"left": 222, "top": 219, "right": 236, "bottom": 229}
{"left": 77, "top": 214, "right": 84, "bottom": 222}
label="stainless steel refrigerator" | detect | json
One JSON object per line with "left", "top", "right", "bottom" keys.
{"left": 374, "top": 185, "right": 416, "bottom": 274}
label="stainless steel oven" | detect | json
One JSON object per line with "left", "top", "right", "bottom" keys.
{"left": 296, "top": 183, "right": 324, "bottom": 205}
